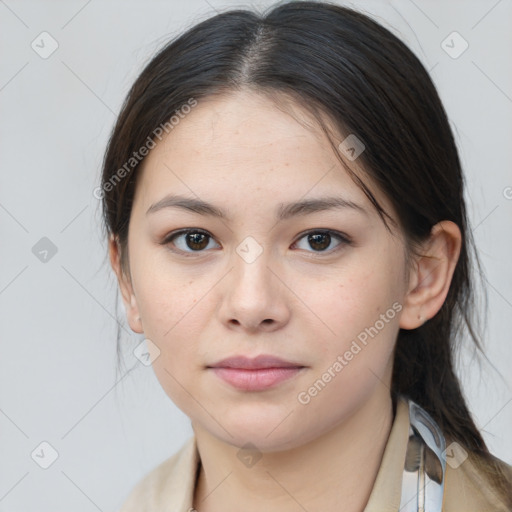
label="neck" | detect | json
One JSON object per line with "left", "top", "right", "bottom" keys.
{"left": 192, "top": 389, "right": 395, "bottom": 512}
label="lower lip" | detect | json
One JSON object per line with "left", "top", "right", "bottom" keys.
{"left": 210, "top": 367, "right": 303, "bottom": 391}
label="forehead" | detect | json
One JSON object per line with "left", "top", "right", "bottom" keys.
{"left": 147, "top": 91, "right": 337, "bottom": 170}
{"left": 132, "top": 90, "right": 390, "bottom": 220}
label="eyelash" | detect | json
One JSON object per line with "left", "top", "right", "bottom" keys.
{"left": 160, "top": 228, "right": 352, "bottom": 257}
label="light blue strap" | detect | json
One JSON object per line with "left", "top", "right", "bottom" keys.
{"left": 399, "top": 399, "right": 446, "bottom": 511}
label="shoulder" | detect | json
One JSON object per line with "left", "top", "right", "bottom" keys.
{"left": 117, "top": 436, "right": 198, "bottom": 512}
{"left": 444, "top": 445, "right": 512, "bottom": 511}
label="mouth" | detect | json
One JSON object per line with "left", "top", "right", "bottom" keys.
{"left": 207, "top": 354, "right": 306, "bottom": 391}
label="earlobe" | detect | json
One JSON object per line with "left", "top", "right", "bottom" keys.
{"left": 108, "top": 235, "right": 144, "bottom": 334}
{"left": 399, "top": 221, "right": 461, "bottom": 330}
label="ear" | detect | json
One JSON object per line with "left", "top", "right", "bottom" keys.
{"left": 399, "top": 221, "right": 462, "bottom": 330}
{"left": 109, "top": 235, "right": 144, "bottom": 334}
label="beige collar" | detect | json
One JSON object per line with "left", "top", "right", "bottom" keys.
{"left": 120, "top": 396, "right": 511, "bottom": 511}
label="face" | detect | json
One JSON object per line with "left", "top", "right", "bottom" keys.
{"left": 119, "top": 90, "right": 411, "bottom": 452}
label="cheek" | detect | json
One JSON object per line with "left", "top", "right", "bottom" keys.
{"left": 294, "top": 271, "right": 401, "bottom": 424}
{"left": 308, "top": 262, "right": 402, "bottom": 343}
{"left": 130, "top": 243, "right": 202, "bottom": 334}
{"left": 300, "top": 251, "right": 404, "bottom": 398}
{"left": 135, "top": 266, "right": 207, "bottom": 413}
{"left": 127, "top": 252, "right": 203, "bottom": 390}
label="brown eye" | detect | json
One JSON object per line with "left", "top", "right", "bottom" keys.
{"left": 184, "top": 231, "right": 209, "bottom": 250}
{"left": 293, "top": 230, "right": 350, "bottom": 254}
{"left": 308, "top": 232, "right": 331, "bottom": 251}
{"left": 163, "top": 229, "right": 220, "bottom": 254}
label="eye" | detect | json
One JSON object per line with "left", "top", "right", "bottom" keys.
{"left": 162, "top": 229, "right": 220, "bottom": 255}
{"left": 161, "top": 228, "right": 351, "bottom": 256}
{"left": 292, "top": 230, "right": 350, "bottom": 254}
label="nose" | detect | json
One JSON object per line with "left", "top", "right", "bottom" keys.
{"left": 218, "top": 247, "right": 291, "bottom": 333}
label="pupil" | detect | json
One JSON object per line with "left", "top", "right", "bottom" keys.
{"left": 187, "top": 232, "right": 208, "bottom": 250}
{"left": 309, "top": 233, "right": 330, "bottom": 251}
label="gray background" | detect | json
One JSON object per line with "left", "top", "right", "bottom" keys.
{"left": 1, "top": 0, "right": 511, "bottom": 510}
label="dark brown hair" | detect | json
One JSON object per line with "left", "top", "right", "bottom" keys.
{"left": 99, "top": 1, "right": 511, "bottom": 504}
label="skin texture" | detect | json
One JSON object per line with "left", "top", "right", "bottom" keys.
{"left": 110, "top": 90, "right": 461, "bottom": 512}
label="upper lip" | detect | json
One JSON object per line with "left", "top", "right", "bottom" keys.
{"left": 207, "top": 355, "right": 304, "bottom": 370}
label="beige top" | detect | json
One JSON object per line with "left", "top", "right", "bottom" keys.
{"left": 118, "top": 398, "right": 512, "bottom": 511}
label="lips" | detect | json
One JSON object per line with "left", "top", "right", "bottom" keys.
{"left": 207, "top": 355, "right": 305, "bottom": 391}
{"left": 208, "top": 354, "right": 304, "bottom": 370}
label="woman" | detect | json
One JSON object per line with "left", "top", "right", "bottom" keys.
{"left": 100, "top": 1, "right": 512, "bottom": 510}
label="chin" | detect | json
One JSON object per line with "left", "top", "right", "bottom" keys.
{"left": 201, "top": 407, "right": 316, "bottom": 453}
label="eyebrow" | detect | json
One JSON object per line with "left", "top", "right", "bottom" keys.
{"left": 146, "top": 194, "right": 367, "bottom": 221}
